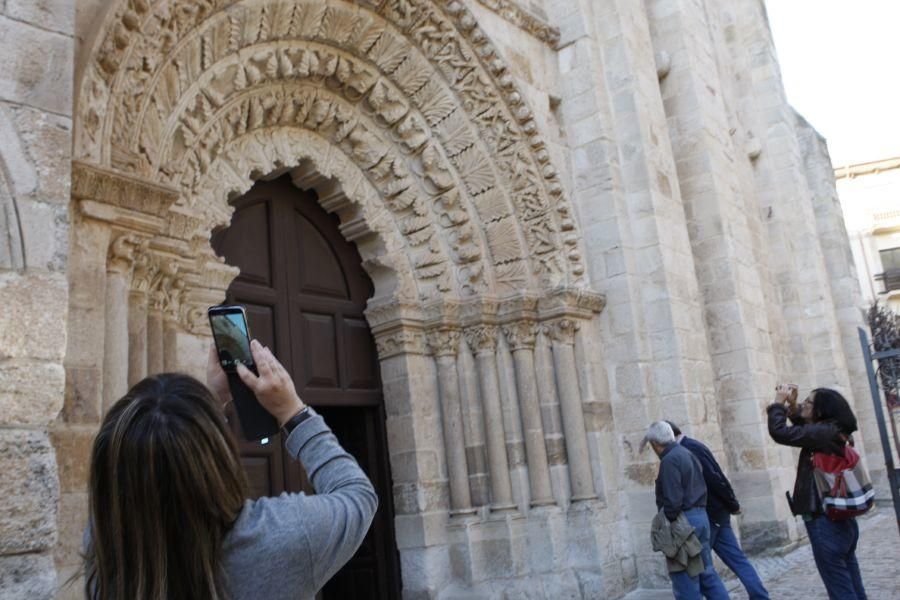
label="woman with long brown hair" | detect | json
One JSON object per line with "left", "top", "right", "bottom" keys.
{"left": 83, "top": 339, "right": 377, "bottom": 599}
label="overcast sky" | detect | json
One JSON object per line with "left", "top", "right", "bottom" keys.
{"left": 765, "top": 0, "right": 900, "bottom": 167}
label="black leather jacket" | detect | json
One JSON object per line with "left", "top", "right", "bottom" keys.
{"left": 766, "top": 403, "right": 846, "bottom": 516}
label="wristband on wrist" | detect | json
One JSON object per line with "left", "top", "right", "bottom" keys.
{"left": 281, "top": 406, "right": 312, "bottom": 437}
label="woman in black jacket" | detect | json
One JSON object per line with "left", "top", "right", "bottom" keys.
{"left": 767, "top": 385, "right": 868, "bottom": 600}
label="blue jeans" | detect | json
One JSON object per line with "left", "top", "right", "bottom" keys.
{"left": 669, "top": 508, "right": 730, "bottom": 600}
{"left": 710, "top": 517, "right": 769, "bottom": 600}
{"left": 804, "top": 516, "right": 867, "bottom": 600}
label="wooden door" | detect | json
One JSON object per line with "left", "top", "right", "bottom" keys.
{"left": 211, "top": 175, "right": 400, "bottom": 599}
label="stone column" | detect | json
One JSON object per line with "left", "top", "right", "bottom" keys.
{"left": 127, "top": 250, "right": 157, "bottom": 386}
{"left": 547, "top": 319, "right": 597, "bottom": 501}
{"left": 426, "top": 329, "right": 475, "bottom": 516}
{"left": 458, "top": 343, "right": 490, "bottom": 506}
{"left": 534, "top": 327, "right": 567, "bottom": 494}
{"left": 464, "top": 325, "right": 516, "bottom": 512}
{"left": 163, "top": 317, "right": 180, "bottom": 372}
{"left": 147, "top": 308, "right": 165, "bottom": 376}
{"left": 104, "top": 236, "right": 137, "bottom": 410}
{"left": 502, "top": 321, "right": 555, "bottom": 506}
{"left": 148, "top": 262, "right": 181, "bottom": 376}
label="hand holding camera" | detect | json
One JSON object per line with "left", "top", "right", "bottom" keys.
{"left": 774, "top": 383, "right": 799, "bottom": 412}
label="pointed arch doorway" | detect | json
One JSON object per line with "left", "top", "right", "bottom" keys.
{"left": 211, "top": 174, "right": 401, "bottom": 599}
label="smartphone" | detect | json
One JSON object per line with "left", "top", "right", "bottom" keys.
{"left": 208, "top": 305, "right": 255, "bottom": 373}
{"left": 207, "top": 305, "right": 278, "bottom": 440}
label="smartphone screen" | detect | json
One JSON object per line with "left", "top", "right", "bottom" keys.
{"left": 208, "top": 306, "right": 254, "bottom": 372}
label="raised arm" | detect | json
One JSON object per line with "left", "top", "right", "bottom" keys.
{"left": 284, "top": 410, "right": 378, "bottom": 590}
{"left": 766, "top": 403, "right": 837, "bottom": 450}
{"left": 231, "top": 340, "right": 378, "bottom": 591}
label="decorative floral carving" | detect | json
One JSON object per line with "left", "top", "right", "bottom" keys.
{"left": 107, "top": 233, "right": 141, "bottom": 275}
{"left": 464, "top": 325, "right": 500, "bottom": 354}
{"left": 374, "top": 328, "right": 428, "bottom": 358}
{"left": 426, "top": 328, "right": 462, "bottom": 356}
{"left": 501, "top": 320, "right": 537, "bottom": 351}
{"left": 545, "top": 318, "right": 579, "bottom": 346}
{"left": 130, "top": 243, "right": 159, "bottom": 295}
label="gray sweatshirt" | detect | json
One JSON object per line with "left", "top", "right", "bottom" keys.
{"left": 220, "top": 408, "right": 378, "bottom": 599}
{"left": 83, "top": 408, "right": 376, "bottom": 599}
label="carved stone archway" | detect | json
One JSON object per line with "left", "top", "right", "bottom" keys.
{"left": 75, "top": 0, "right": 588, "bottom": 300}
{"left": 66, "top": 1, "right": 612, "bottom": 596}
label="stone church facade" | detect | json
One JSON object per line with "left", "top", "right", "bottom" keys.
{"left": 0, "top": 0, "right": 882, "bottom": 598}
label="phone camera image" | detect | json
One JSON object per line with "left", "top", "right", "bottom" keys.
{"left": 210, "top": 313, "right": 252, "bottom": 368}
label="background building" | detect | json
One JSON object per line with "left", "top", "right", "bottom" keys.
{"left": 835, "top": 157, "right": 900, "bottom": 312}
{"left": 0, "top": 0, "right": 883, "bottom": 598}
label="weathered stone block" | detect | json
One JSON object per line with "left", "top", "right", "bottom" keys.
{"left": 5, "top": 104, "right": 72, "bottom": 207}
{"left": 7, "top": 0, "right": 75, "bottom": 35}
{"left": 739, "top": 518, "right": 791, "bottom": 554}
{"left": 49, "top": 428, "right": 94, "bottom": 493}
{"left": 16, "top": 198, "right": 69, "bottom": 272}
{"left": 0, "top": 429, "right": 58, "bottom": 554}
{"left": 54, "top": 564, "right": 82, "bottom": 600}
{"left": 0, "top": 358, "right": 64, "bottom": 427}
{"left": 54, "top": 491, "right": 87, "bottom": 568}
{"left": 0, "top": 17, "right": 73, "bottom": 115}
{"left": 0, "top": 271, "right": 67, "bottom": 361}
{"left": 62, "top": 364, "right": 102, "bottom": 424}
{"left": 0, "top": 552, "right": 56, "bottom": 600}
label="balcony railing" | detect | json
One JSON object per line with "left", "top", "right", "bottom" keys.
{"left": 876, "top": 269, "right": 900, "bottom": 293}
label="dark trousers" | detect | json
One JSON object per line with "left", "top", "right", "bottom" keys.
{"left": 709, "top": 518, "right": 769, "bottom": 599}
{"left": 669, "top": 508, "right": 730, "bottom": 600}
{"left": 804, "top": 515, "right": 867, "bottom": 600}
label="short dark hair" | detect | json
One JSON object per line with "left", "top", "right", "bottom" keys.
{"left": 811, "top": 388, "right": 858, "bottom": 434}
{"left": 664, "top": 421, "right": 682, "bottom": 436}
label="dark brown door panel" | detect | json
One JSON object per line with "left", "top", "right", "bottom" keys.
{"left": 212, "top": 176, "right": 400, "bottom": 599}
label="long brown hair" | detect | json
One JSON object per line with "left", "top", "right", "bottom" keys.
{"left": 84, "top": 373, "right": 248, "bottom": 599}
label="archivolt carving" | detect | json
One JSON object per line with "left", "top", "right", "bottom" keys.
{"left": 75, "top": 0, "right": 588, "bottom": 301}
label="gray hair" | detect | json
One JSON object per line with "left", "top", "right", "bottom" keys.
{"left": 640, "top": 421, "right": 675, "bottom": 452}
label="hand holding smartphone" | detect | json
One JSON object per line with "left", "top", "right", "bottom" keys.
{"left": 208, "top": 305, "right": 278, "bottom": 440}
{"left": 235, "top": 340, "right": 305, "bottom": 427}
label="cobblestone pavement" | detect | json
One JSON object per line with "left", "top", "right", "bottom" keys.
{"left": 624, "top": 509, "right": 900, "bottom": 599}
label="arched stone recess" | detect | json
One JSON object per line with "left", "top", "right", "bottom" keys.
{"left": 74, "top": 0, "right": 589, "bottom": 298}
{"left": 68, "top": 1, "right": 617, "bottom": 594}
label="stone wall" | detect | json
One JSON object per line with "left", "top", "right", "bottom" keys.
{"left": 0, "top": 1, "right": 74, "bottom": 598}
{"left": 0, "top": 0, "right": 878, "bottom": 598}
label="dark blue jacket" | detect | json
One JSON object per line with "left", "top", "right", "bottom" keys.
{"left": 679, "top": 436, "right": 740, "bottom": 525}
{"left": 655, "top": 442, "right": 707, "bottom": 521}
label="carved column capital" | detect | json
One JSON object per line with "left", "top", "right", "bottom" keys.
{"left": 426, "top": 328, "right": 462, "bottom": 357}
{"left": 374, "top": 328, "right": 428, "bottom": 359}
{"left": 131, "top": 248, "right": 159, "bottom": 295}
{"left": 107, "top": 233, "right": 142, "bottom": 275}
{"left": 150, "top": 261, "right": 185, "bottom": 317}
{"left": 180, "top": 302, "right": 211, "bottom": 335}
{"left": 464, "top": 325, "right": 499, "bottom": 354}
{"left": 501, "top": 320, "right": 537, "bottom": 351}
{"left": 545, "top": 318, "right": 579, "bottom": 346}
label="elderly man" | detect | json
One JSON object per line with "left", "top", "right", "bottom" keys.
{"left": 644, "top": 421, "right": 730, "bottom": 600}
{"left": 667, "top": 421, "right": 769, "bottom": 600}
